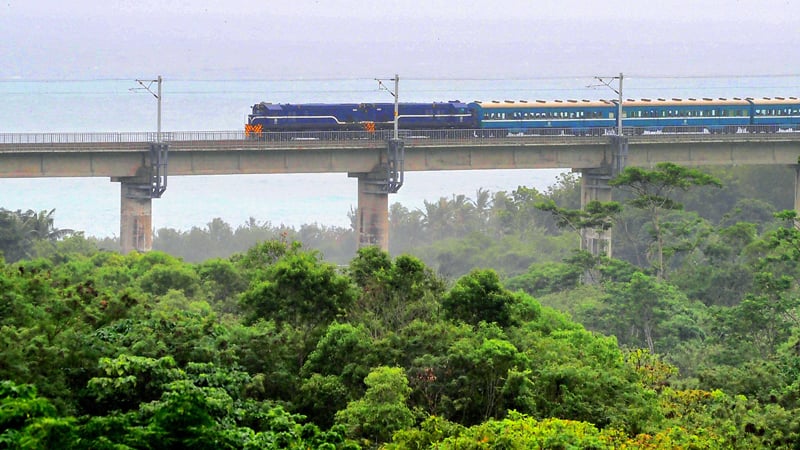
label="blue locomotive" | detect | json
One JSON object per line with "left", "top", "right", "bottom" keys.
{"left": 246, "top": 101, "right": 473, "bottom": 134}
{"left": 246, "top": 97, "right": 800, "bottom": 136}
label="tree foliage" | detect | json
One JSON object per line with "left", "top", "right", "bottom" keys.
{"left": 3, "top": 164, "right": 800, "bottom": 448}
{"left": 610, "top": 162, "right": 722, "bottom": 279}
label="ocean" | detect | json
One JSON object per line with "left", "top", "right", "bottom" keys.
{"left": 1, "top": 76, "right": 798, "bottom": 237}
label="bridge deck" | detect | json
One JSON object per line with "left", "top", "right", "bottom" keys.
{"left": 0, "top": 129, "right": 799, "bottom": 178}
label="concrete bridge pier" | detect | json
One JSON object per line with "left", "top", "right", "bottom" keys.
{"left": 580, "top": 168, "right": 613, "bottom": 257}
{"left": 794, "top": 165, "right": 800, "bottom": 214}
{"left": 349, "top": 170, "right": 389, "bottom": 251}
{"left": 113, "top": 176, "right": 153, "bottom": 254}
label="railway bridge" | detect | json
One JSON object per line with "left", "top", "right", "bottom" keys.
{"left": 2, "top": 128, "right": 800, "bottom": 254}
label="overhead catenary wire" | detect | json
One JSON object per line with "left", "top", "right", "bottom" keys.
{"left": 1, "top": 75, "right": 798, "bottom": 98}
{"left": 4, "top": 73, "right": 800, "bottom": 83}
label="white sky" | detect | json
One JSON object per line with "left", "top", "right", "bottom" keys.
{"left": 3, "top": 0, "right": 800, "bottom": 80}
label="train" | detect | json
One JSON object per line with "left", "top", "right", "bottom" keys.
{"left": 246, "top": 96, "right": 800, "bottom": 136}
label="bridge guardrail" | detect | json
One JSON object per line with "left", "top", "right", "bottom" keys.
{"left": 1, "top": 126, "right": 798, "bottom": 152}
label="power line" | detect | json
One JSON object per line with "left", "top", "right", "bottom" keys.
{"left": 3, "top": 73, "right": 800, "bottom": 83}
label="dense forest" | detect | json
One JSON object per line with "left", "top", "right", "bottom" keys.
{"left": 2, "top": 164, "right": 800, "bottom": 448}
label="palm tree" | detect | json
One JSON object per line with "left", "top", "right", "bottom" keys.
{"left": 421, "top": 198, "right": 453, "bottom": 240}
{"left": 449, "top": 194, "right": 475, "bottom": 237}
{"left": 0, "top": 208, "right": 74, "bottom": 262}
{"left": 472, "top": 188, "right": 493, "bottom": 233}
{"left": 21, "top": 209, "right": 74, "bottom": 241}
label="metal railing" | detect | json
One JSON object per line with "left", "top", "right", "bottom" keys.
{"left": 1, "top": 126, "right": 798, "bottom": 150}
{"left": 0, "top": 132, "right": 164, "bottom": 144}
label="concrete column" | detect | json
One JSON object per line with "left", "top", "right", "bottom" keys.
{"left": 351, "top": 172, "right": 389, "bottom": 251}
{"left": 795, "top": 165, "right": 800, "bottom": 213}
{"left": 580, "top": 168, "right": 613, "bottom": 257}
{"left": 118, "top": 180, "right": 153, "bottom": 254}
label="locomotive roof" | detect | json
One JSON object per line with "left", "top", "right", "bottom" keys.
{"left": 254, "top": 101, "right": 468, "bottom": 107}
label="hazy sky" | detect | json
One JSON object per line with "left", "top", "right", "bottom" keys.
{"left": 3, "top": 0, "right": 800, "bottom": 79}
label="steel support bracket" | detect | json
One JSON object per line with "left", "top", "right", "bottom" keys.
{"left": 611, "top": 136, "right": 629, "bottom": 176}
{"left": 384, "top": 138, "right": 405, "bottom": 193}
{"left": 149, "top": 142, "right": 168, "bottom": 198}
